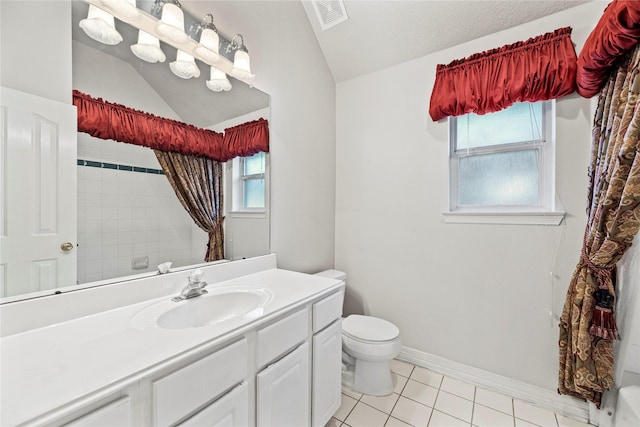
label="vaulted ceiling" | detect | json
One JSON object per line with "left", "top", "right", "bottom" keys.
{"left": 301, "top": 0, "right": 592, "bottom": 82}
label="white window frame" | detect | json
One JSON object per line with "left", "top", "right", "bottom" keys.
{"left": 228, "top": 152, "right": 268, "bottom": 217}
{"left": 443, "top": 100, "right": 565, "bottom": 225}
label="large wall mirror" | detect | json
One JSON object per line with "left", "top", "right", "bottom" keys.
{"left": 0, "top": 1, "right": 270, "bottom": 302}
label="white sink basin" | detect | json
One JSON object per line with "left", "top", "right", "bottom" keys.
{"left": 131, "top": 285, "right": 273, "bottom": 330}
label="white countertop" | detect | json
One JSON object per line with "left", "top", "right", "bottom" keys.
{"left": 0, "top": 268, "right": 343, "bottom": 426}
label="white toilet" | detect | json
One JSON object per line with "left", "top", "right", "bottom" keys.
{"left": 342, "top": 314, "right": 402, "bottom": 396}
{"left": 314, "top": 270, "right": 402, "bottom": 396}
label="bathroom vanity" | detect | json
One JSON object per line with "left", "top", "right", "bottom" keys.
{"left": 0, "top": 255, "right": 344, "bottom": 426}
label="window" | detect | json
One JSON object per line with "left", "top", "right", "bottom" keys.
{"left": 446, "top": 101, "right": 563, "bottom": 225}
{"left": 230, "top": 152, "right": 267, "bottom": 212}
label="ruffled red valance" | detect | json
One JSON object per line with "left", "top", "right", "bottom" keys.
{"left": 576, "top": 0, "right": 640, "bottom": 98}
{"left": 223, "top": 118, "right": 270, "bottom": 158}
{"left": 429, "top": 27, "right": 577, "bottom": 121}
{"left": 72, "top": 90, "right": 269, "bottom": 161}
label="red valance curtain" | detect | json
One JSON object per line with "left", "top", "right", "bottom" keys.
{"left": 72, "top": 90, "right": 269, "bottom": 161}
{"left": 429, "top": 27, "right": 577, "bottom": 121}
{"left": 576, "top": 0, "right": 640, "bottom": 98}
{"left": 223, "top": 118, "right": 270, "bottom": 158}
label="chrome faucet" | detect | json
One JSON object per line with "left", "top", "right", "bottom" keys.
{"left": 172, "top": 269, "right": 208, "bottom": 301}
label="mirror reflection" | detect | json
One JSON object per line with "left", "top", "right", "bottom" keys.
{"left": 0, "top": 1, "right": 271, "bottom": 301}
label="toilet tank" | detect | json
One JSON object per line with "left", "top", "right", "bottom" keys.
{"left": 314, "top": 270, "right": 347, "bottom": 282}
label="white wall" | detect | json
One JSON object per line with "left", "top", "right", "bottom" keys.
{"left": 335, "top": 2, "right": 605, "bottom": 392}
{"left": 0, "top": 1, "right": 72, "bottom": 104}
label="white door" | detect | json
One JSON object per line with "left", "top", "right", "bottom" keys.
{"left": 312, "top": 319, "right": 343, "bottom": 427}
{"left": 0, "top": 86, "right": 77, "bottom": 297}
{"left": 257, "top": 342, "right": 310, "bottom": 427}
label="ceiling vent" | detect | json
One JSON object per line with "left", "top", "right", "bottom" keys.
{"left": 312, "top": 0, "right": 348, "bottom": 31}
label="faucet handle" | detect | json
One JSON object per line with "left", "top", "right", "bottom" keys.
{"left": 189, "top": 269, "right": 203, "bottom": 284}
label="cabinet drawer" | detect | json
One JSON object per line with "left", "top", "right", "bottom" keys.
{"left": 257, "top": 308, "right": 308, "bottom": 368}
{"left": 312, "top": 291, "right": 344, "bottom": 333}
{"left": 153, "top": 339, "right": 248, "bottom": 427}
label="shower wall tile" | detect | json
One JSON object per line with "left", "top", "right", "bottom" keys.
{"left": 76, "top": 142, "right": 205, "bottom": 284}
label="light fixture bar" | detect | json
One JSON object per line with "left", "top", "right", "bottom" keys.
{"left": 81, "top": 0, "right": 254, "bottom": 86}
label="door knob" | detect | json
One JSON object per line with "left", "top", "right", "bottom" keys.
{"left": 60, "top": 242, "right": 74, "bottom": 252}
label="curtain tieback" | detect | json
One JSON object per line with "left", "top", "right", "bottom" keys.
{"left": 580, "top": 248, "right": 619, "bottom": 340}
{"left": 206, "top": 217, "right": 225, "bottom": 248}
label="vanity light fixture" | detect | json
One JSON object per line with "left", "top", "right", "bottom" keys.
{"left": 131, "top": 30, "right": 166, "bottom": 63}
{"left": 79, "top": 4, "right": 123, "bottom": 45}
{"left": 155, "top": 0, "right": 189, "bottom": 44}
{"left": 79, "top": 0, "right": 257, "bottom": 91}
{"left": 228, "top": 34, "right": 255, "bottom": 85}
{"left": 206, "top": 66, "right": 232, "bottom": 92}
{"left": 170, "top": 49, "right": 201, "bottom": 79}
{"left": 192, "top": 14, "right": 222, "bottom": 65}
{"left": 94, "top": 0, "right": 140, "bottom": 21}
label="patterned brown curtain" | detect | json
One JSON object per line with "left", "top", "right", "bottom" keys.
{"left": 558, "top": 45, "right": 640, "bottom": 407}
{"left": 154, "top": 151, "right": 224, "bottom": 262}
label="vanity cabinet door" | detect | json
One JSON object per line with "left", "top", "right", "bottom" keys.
{"left": 178, "top": 382, "right": 248, "bottom": 427}
{"left": 256, "top": 342, "right": 310, "bottom": 427}
{"left": 312, "top": 319, "right": 342, "bottom": 427}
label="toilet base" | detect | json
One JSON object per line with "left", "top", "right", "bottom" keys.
{"left": 342, "top": 355, "right": 394, "bottom": 396}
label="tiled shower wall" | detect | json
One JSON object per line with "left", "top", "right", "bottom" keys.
{"left": 77, "top": 133, "right": 206, "bottom": 284}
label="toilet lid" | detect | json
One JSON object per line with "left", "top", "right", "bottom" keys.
{"left": 342, "top": 315, "right": 399, "bottom": 342}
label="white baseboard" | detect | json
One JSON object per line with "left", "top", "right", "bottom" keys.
{"left": 398, "top": 346, "right": 590, "bottom": 424}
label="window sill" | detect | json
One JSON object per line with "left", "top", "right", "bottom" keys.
{"left": 229, "top": 210, "right": 267, "bottom": 219}
{"left": 442, "top": 211, "right": 565, "bottom": 225}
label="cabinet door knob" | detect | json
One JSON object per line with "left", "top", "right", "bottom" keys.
{"left": 60, "top": 242, "right": 74, "bottom": 252}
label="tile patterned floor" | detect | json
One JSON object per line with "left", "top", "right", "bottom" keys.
{"left": 326, "top": 359, "right": 593, "bottom": 427}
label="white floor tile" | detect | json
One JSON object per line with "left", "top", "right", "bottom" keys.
{"left": 345, "top": 402, "right": 389, "bottom": 427}
{"left": 434, "top": 391, "right": 473, "bottom": 423}
{"left": 334, "top": 394, "right": 358, "bottom": 422}
{"left": 361, "top": 393, "right": 401, "bottom": 415}
{"left": 472, "top": 403, "right": 515, "bottom": 427}
{"left": 391, "top": 396, "right": 433, "bottom": 426}
{"left": 514, "top": 400, "right": 558, "bottom": 427}
{"left": 386, "top": 416, "right": 414, "bottom": 427}
{"left": 393, "top": 372, "right": 410, "bottom": 394}
{"left": 391, "top": 359, "right": 415, "bottom": 378}
{"left": 333, "top": 366, "right": 584, "bottom": 427}
{"left": 343, "top": 385, "right": 364, "bottom": 400}
{"left": 410, "top": 366, "right": 443, "bottom": 389}
{"left": 428, "top": 410, "right": 471, "bottom": 427}
{"left": 401, "top": 379, "right": 439, "bottom": 407}
{"left": 515, "top": 418, "right": 542, "bottom": 427}
{"left": 441, "top": 377, "right": 476, "bottom": 401}
{"left": 474, "top": 387, "right": 513, "bottom": 416}
{"left": 556, "top": 414, "right": 591, "bottom": 427}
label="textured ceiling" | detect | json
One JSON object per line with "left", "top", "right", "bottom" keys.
{"left": 301, "top": 0, "right": 593, "bottom": 82}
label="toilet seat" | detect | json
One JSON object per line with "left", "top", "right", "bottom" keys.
{"left": 342, "top": 315, "right": 399, "bottom": 343}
